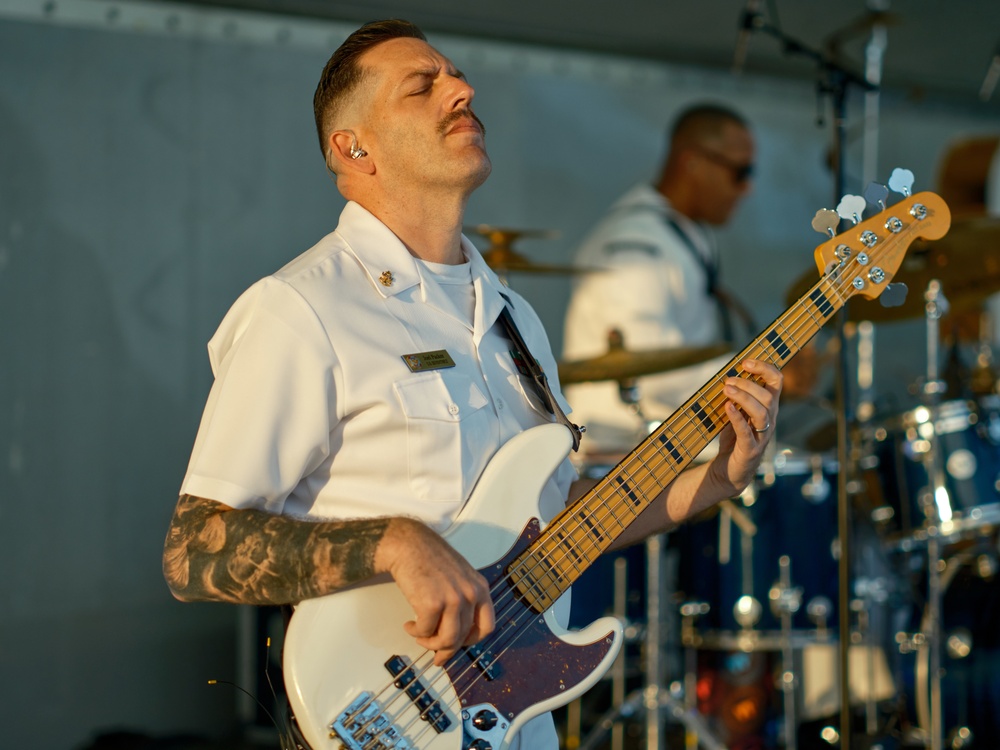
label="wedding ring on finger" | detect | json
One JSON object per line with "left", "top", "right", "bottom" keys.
{"left": 755, "top": 420, "right": 771, "bottom": 433}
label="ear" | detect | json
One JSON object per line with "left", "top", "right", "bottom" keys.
{"left": 327, "top": 130, "right": 374, "bottom": 174}
{"left": 677, "top": 147, "right": 699, "bottom": 174}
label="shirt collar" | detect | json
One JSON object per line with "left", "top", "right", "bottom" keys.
{"left": 465, "top": 234, "right": 513, "bottom": 341}
{"left": 334, "top": 201, "right": 513, "bottom": 334}
{"left": 334, "top": 201, "right": 422, "bottom": 298}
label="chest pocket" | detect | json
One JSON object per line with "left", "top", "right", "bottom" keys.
{"left": 393, "top": 371, "right": 493, "bottom": 503}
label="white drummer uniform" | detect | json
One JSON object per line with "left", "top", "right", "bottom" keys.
{"left": 563, "top": 183, "right": 732, "bottom": 454}
{"left": 180, "top": 200, "right": 577, "bottom": 749}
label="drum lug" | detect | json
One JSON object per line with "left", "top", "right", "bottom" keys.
{"left": 895, "top": 630, "right": 926, "bottom": 654}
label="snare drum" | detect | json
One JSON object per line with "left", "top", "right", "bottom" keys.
{"left": 676, "top": 450, "right": 841, "bottom": 632}
{"left": 861, "top": 398, "right": 1000, "bottom": 550}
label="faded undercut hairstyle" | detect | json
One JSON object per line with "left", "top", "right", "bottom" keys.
{"left": 312, "top": 19, "right": 427, "bottom": 163}
{"left": 669, "top": 103, "right": 749, "bottom": 151}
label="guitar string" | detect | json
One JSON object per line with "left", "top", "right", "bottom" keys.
{"left": 349, "top": 257, "right": 859, "bottom": 750}
{"left": 345, "top": 232, "right": 878, "bottom": 749}
{"left": 353, "top": 226, "right": 918, "bottom": 749}
{"left": 460, "top": 207, "right": 929, "bottom": 686}
{"left": 345, "top": 266, "right": 848, "bottom": 750}
{"left": 372, "top": 275, "right": 839, "bottom": 750}
{"left": 339, "top": 205, "right": 925, "bottom": 749}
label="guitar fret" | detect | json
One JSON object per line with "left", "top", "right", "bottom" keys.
{"left": 615, "top": 476, "right": 642, "bottom": 508}
{"left": 690, "top": 401, "right": 715, "bottom": 433}
{"left": 758, "top": 347, "right": 780, "bottom": 367}
{"left": 776, "top": 320, "right": 801, "bottom": 356}
{"left": 802, "top": 298, "right": 825, "bottom": 327}
{"left": 582, "top": 515, "right": 606, "bottom": 543}
{"left": 656, "top": 433, "right": 684, "bottom": 463}
{"left": 809, "top": 286, "right": 835, "bottom": 318}
{"left": 765, "top": 329, "right": 792, "bottom": 361}
{"left": 537, "top": 565, "right": 562, "bottom": 593}
{"left": 593, "top": 496, "right": 631, "bottom": 531}
{"left": 648, "top": 441, "right": 692, "bottom": 480}
{"left": 824, "top": 276, "right": 848, "bottom": 306}
{"left": 554, "top": 531, "right": 584, "bottom": 565}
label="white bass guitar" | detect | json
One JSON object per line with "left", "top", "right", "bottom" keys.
{"left": 284, "top": 181, "right": 950, "bottom": 750}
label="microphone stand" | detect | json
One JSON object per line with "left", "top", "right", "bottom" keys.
{"left": 738, "top": 12, "right": 878, "bottom": 750}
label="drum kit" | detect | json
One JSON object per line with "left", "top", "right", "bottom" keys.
{"left": 472, "top": 215, "right": 1000, "bottom": 750}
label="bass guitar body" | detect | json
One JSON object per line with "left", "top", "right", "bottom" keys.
{"left": 284, "top": 423, "right": 624, "bottom": 750}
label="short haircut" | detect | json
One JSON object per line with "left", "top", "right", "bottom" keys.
{"left": 669, "top": 103, "right": 749, "bottom": 150}
{"left": 312, "top": 19, "right": 426, "bottom": 159}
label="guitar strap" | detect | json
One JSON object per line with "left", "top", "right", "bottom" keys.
{"left": 499, "top": 306, "right": 583, "bottom": 452}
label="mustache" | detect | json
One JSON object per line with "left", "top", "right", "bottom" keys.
{"left": 438, "top": 109, "right": 486, "bottom": 138}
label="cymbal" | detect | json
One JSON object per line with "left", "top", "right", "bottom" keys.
{"left": 468, "top": 224, "right": 590, "bottom": 275}
{"left": 559, "top": 337, "right": 730, "bottom": 385}
{"left": 785, "top": 216, "right": 1000, "bottom": 323}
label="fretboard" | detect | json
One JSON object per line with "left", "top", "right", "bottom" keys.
{"left": 508, "top": 274, "right": 847, "bottom": 612}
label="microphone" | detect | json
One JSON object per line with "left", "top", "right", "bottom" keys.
{"left": 980, "top": 40, "right": 1000, "bottom": 101}
{"left": 732, "top": 0, "right": 761, "bottom": 74}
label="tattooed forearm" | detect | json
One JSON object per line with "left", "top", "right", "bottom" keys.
{"left": 163, "top": 494, "right": 390, "bottom": 605}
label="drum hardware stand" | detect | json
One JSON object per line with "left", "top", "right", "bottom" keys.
{"left": 895, "top": 551, "right": 974, "bottom": 749}
{"left": 577, "top": 677, "right": 728, "bottom": 750}
{"left": 610, "top": 555, "right": 629, "bottom": 750}
{"left": 680, "top": 599, "right": 710, "bottom": 741}
{"left": 579, "top": 537, "right": 730, "bottom": 750}
{"left": 917, "top": 279, "right": 949, "bottom": 750}
{"left": 567, "top": 537, "right": 649, "bottom": 750}
{"left": 769, "top": 555, "right": 803, "bottom": 750}
{"left": 720, "top": 450, "right": 768, "bottom": 635}
{"left": 740, "top": 11, "right": 884, "bottom": 745}
{"left": 855, "top": 321, "right": 877, "bottom": 424}
{"left": 850, "top": 599, "right": 878, "bottom": 736}
{"left": 643, "top": 533, "right": 672, "bottom": 750}
{"left": 567, "top": 555, "right": 633, "bottom": 750}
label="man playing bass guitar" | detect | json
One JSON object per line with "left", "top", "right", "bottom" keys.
{"left": 162, "top": 19, "right": 782, "bottom": 749}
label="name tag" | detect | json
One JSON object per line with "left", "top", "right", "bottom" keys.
{"left": 401, "top": 349, "right": 456, "bottom": 372}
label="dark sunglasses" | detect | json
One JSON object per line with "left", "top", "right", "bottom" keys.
{"left": 694, "top": 147, "right": 755, "bottom": 183}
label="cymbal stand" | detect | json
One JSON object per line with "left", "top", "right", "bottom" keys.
{"left": 919, "top": 279, "right": 949, "bottom": 750}
{"left": 740, "top": 10, "right": 879, "bottom": 746}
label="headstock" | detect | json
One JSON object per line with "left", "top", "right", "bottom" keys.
{"left": 809, "top": 171, "right": 951, "bottom": 305}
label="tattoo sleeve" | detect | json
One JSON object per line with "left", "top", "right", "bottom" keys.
{"left": 163, "top": 494, "right": 390, "bottom": 605}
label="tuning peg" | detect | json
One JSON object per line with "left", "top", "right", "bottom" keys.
{"left": 864, "top": 182, "right": 890, "bottom": 211}
{"left": 879, "top": 282, "right": 908, "bottom": 309}
{"left": 836, "top": 194, "right": 867, "bottom": 225}
{"left": 811, "top": 208, "right": 840, "bottom": 237}
{"left": 888, "top": 168, "right": 915, "bottom": 196}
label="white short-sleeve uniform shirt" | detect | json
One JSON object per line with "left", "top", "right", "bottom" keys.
{"left": 182, "top": 201, "right": 575, "bottom": 527}
{"left": 180, "top": 201, "right": 578, "bottom": 747}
